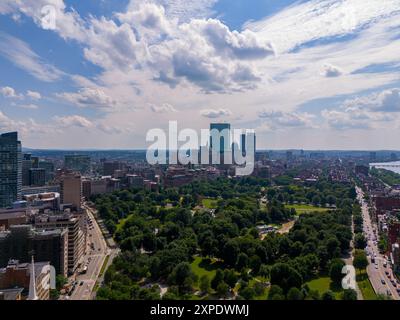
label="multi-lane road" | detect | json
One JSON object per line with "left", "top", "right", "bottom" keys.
{"left": 356, "top": 187, "right": 400, "bottom": 299}
{"left": 65, "top": 204, "right": 118, "bottom": 300}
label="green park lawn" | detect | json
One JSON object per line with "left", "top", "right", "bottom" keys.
{"left": 357, "top": 271, "right": 377, "bottom": 300}
{"left": 190, "top": 256, "right": 223, "bottom": 282}
{"left": 306, "top": 276, "right": 343, "bottom": 299}
{"left": 202, "top": 198, "right": 218, "bottom": 209}
{"left": 286, "top": 204, "right": 331, "bottom": 215}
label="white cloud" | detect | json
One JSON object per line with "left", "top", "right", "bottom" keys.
{"left": 321, "top": 63, "right": 343, "bottom": 77}
{"left": 343, "top": 88, "right": 400, "bottom": 113}
{"left": 0, "top": 86, "right": 18, "bottom": 98}
{"left": 126, "top": 0, "right": 217, "bottom": 22}
{"left": 246, "top": 0, "right": 400, "bottom": 54}
{"left": 258, "top": 110, "right": 315, "bottom": 129}
{"left": 57, "top": 88, "right": 117, "bottom": 109}
{"left": 0, "top": 0, "right": 86, "bottom": 41}
{"left": 200, "top": 108, "right": 232, "bottom": 118}
{"left": 83, "top": 17, "right": 148, "bottom": 71}
{"left": 54, "top": 115, "right": 93, "bottom": 128}
{"left": 26, "top": 90, "right": 41, "bottom": 100}
{"left": 321, "top": 88, "right": 400, "bottom": 129}
{"left": 117, "top": 3, "right": 173, "bottom": 39}
{"left": 150, "top": 103, "right": 177, "bottom": 113}
{"left": 0, "top": 32, "right": 64, "bottom": 82}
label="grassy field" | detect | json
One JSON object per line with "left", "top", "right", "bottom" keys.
{"left": 306, "top": 276, "right": 343, "bottom": 299}
{"left": 286, "top": 204, "right": 331, "bottom": 215}
{"left": 357, "top": 271, "right": 377, "bottom": 300}
{"left": 202, "top": 198, "right": 218, "bottom": 209}
{"left": 190, "top": 256, "right": 223, "bottom": 281}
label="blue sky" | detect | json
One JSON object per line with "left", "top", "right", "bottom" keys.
{"left": 0, "top": 0, "right": 400, "bottom": 150}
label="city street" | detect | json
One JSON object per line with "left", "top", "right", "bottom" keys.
{"left": 356, "top": 187, "right": 400, "bottom": 299}
{"left": 67, "top": 205, "right": 115, "bottom": 300}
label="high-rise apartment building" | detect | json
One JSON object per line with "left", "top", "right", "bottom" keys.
{"left": 34, "top": 213, "right": 85, "bottom": 275}
{"left": 0, "top": 132, "right": 22, "bottom": 208}
{"left": 0, "top": 225, "right": 68, "bottom": 276}
{"left": 60, "top": 172, "right": 82, "bottom": 210}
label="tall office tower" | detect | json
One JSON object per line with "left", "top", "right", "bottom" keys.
{"left": 22, "top": 154, "right": 33, "bottom": 186}
{"left": 38, "top": 161, "right": 55, "bottom": 183}
{"left": 28, "top": 168, "right": 46, "bottom": 186}
{"left": 60, "top": 172, "right": 82, "bottom": 210}
{"left": 0, "top": 132, "right": 22, "bottom": 208}
{"left": 210, "top": 123, "right": 232, "bottom": 164}
{"left": 64, "top": 155, "right": 91, "bottom": 174}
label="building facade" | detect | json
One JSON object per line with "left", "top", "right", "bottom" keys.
{"left": 0, "top": 132, "right": 22, "bottom": 208}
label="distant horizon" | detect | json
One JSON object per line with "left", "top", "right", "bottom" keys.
{"left": 21, "top": 146, "right": 400, "bottom": 153}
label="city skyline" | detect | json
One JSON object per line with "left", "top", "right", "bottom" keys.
{"left": 0, "top": 0, "right": 399, "bottom": 150}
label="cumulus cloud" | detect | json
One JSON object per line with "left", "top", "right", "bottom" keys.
{"left": 0, "top": 0, "right": 86, "bottom": 41}
{"left": 57, "top": 88, "right": 117, "bottom": 109}
{"left": 321, "top": 88, "right": 400, "bottom": 129}
{"left": 26, "top": 90, "right": 41, "bottom": 100}
{"left": 200, "top": 108, "right": 232, "bottom": 118}
{"left": 258, "top": 110, "right": 315, "bottom": 128}
{"left": 83, "top": 17, "right": 148, "bottom": 71}
{"left": 117, "top": 3, "right": 172, "bottom": 38}
{"left": 321, "top": 63, "right": 343, "bottom": 77}
{"left": 343, "top": 88, "right": 400, "bottom": 113}
{"left": 151, "top": 18, "right": 274, "bottom": 92}
{"left": 0, "top": 1, "right": 274, "bottom": 93}
{"left": 54, "top": 115, "right": 93, "bottom": 128}
{"left": 321, "top": 109, "right": 374, "bottom": 129}
{"left": 150, "top": 103, "right": 177, "bottom": 113}
{"left": 0, "top": 86, "right": 18, "bottom": 98}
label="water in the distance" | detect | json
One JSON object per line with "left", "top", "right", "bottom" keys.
{"left": 370, "top": 161, "right": 400, "bottom": 174}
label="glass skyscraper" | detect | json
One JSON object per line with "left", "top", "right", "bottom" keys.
{"left": 0, "top": 132, "right": 22, "bottom": 208}
{"left": 210, "top": 123, "right": 231, "bottom": 153}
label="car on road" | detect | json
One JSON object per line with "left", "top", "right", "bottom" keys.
{"left": 385, "top": 271, "right": 390, "bottom": 275}
{"left": 80, "top": 281, "right": 84, "bottom": 286}
{"left": 397, "top": 288, "right": 400, "bottom": 294}
{"left": 381, "top": 279, "right": 386, "bottom": 285}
